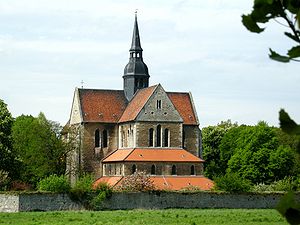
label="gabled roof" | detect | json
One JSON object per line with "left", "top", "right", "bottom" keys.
{"left": 119, "top": 85, "right": 157, "bottom": 123}
{"left": 167, "top": 92, "right": 198, "bottom": 125}
{"left": 79, "top": 89, "right": 128, "bottom": 123}
{"left": 93, "top": 176, "right": 214, "bottom": 191}
{"left": 93, "top": 176, "right": 123, "bottom": 188}
{"left": 150, "top": 176, "right": 214, "bottom": 191}
{"left": 73, "top": 85, "right": 199, "bottom": 125}
{"left": 102, "top": 148, "right": 204, "bottom": 163}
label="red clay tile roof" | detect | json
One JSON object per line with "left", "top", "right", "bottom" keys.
{"left": 93, "top": 176, "right": 123, "bottom": 188}
{"left": 94, "top": 176, "right": 214, "bottom": 191}
{"left": 79, "top": 89, "right": 128, "bottom": 123}
{"left": 151, "top": 176, "right": 214, "bottom": 191}
{"left": 119, "top": 85, "right": 157, "bottom": 123}
{"left": 167, "top": 92, "right": 198, "bottom": 125}
{"left": 102, "top": 148, "right": 204, "bottom": 163}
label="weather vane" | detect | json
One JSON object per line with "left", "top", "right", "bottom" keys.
{"left": 81, "top": 80, "right": 84, "bottom": 89}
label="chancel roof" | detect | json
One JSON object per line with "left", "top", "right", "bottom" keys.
{"left": 94, "top": 176, "right": 214, "bottom": 191}
{"left": 102, "top": 148, "right": 204, "bottom": 163}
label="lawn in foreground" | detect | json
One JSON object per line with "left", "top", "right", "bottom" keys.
{"left": 0, "top": 209, "right": 288, "bottom": 225}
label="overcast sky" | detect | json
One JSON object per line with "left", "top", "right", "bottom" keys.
{"left": 0, "top": 0, "right": 299, "bottom": 127}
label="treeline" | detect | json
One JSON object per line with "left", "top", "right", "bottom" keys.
{"left": 202, "top": 120, "right": 300, "bottom": 191}
{"left": 0, "top": 99, "right": 67, "bottom": 190}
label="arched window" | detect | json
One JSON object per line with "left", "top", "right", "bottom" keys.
{"left": 156, "top": 125, "right": 161, "bottom": 147}
{"left": 164, "top": 128, "right": 169, "bottom": 147}
{"left": 108, "top": 165, "right": 112, "bottom": 175}
{"left": 172, "top": 165, "right": 177, "bottom": 175}
{"left": 95, "top": 129, "right": 100, "bottom": 147}
{"left": 182, "top": 129, "right": 186, "bottom": 149}
{"left": 132, "top": 164, "right": 136, "bottom": 174}
{"left": 149, "top": 128, "right": 154, "bottom": 147}
{"left": 103, "top": 130, "right": 108, "bottom": 148}
{"left": 151, "top": 165, "right": 156, "bottom": 175}
{"left": 191, "top": 165, "right": 195, "bottom": 175}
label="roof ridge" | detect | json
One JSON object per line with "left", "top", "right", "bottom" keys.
{"left": 123, "top": 148, "right": 136, "bottom": 161}
{"left": 79, "top": 88, "right": 124, "bottom": 92}
{"left": 166, "top": 91, "right": 189, "bottom": 94}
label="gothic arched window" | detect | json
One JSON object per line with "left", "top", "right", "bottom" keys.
{"left": 95, "top": 129, "right": 100, "bottom": 148}
{"left": 132, "top": 164, "right": 137, "bottom": 174}
{"left": 164, "top": 128, "right": 169, "bottom": 147}
{"left": 149, "top": 128, "right": 154, "bottom": 147}
{"left": 172, "top": 165, "right": 177, "bottom": 175}
{"left": 151, "top": 165, "right": 156, "bottom": 175}
{"left": 182, "top": 129, "right": 186, "bottom": 149}
{"left": 191, "top": 165, "right": 195, "bottom": 175}
{"left": 156, "top": 125, "right": 161, "bottom": 147}
{"left": 103, "top": 129, "right": 108, "bottom": 148}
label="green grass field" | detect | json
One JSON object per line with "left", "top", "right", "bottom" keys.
{"left": 0, "top": 209, "right": 288, "bottom": 225}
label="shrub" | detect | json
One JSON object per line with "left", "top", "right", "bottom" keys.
{"left": 37, "top": 175, "right": 70, "bottom": 193}
{"left": 0, "top": 170, "right": 10, "bottom": 191}
{"left": 214, "top": 172, "right": 252, "bottom": 193}
{"left": 91, "top": 182, "right": 113, "bottom": 210}
{"left": 10, "top": 180, "right": 32, "bottom": 191}
{"left": 117, "top": 171, "right": 155, "bottom": 192}
{"left": 70, "top": 174, "right": 94, "bottom": 200}
{"left": 251, "top": 183, "right": 273, "bottom": 192}
{"left": 272, "top": 177, "right": 297, "bottom": 192}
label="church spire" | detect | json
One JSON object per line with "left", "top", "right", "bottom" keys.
{"left": 123, "top": 13, "right": 150, "bottom": 101}
{"left": 130, "top": 12, "right": 142, "bottom": 52}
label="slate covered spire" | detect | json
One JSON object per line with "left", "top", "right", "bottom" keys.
{"left": 123, "top": 12, "right": 150, "bottom": 101}
{"left": 130, "top": 13, "right": 143, "bottom": 52}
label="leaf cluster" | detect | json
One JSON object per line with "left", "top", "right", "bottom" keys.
{"left": 37, "top": 174, "right": 70, "bottom": 193}
{"left": 242, "top": 0, "right": 300, "bottom": 62}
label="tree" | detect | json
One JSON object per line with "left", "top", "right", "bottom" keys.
{"left": 242, "top": 0, "right": 300, "bottom": 62}
{"left": 12, "top": 113, "right": 66, "bottom": 186}
{"left": 202, "top": 120, "right": 237, "bottom": 178}
{"left": 0, "top": 99, "right": 17, "bottom": 179}
{"left": 225, "top": 122, "right": 298, "bottom": 184}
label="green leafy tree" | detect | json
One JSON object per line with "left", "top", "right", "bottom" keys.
{"left": 225, "top": 122, "right": 298, "bottom": 184}
{"left": 202, "top": 120, "right": 237, "bottom": 178}
{"left": 242, "top": 0, "right": 300, "bottom": 62}
{"left": 0, "top": 99, "right": 18, "bottom": 179}
{"left": 12, "top": 113, "right": 66, "bottom": 186}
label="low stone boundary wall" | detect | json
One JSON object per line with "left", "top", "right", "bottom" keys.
{"left": 1, "top": 192, "right": 299, "bottom": 212}
{"left": 101, "top": 192, "right": 297, "bottom": 210}
{"left": 0, "top": 193, "right": 83, "bottom": 212}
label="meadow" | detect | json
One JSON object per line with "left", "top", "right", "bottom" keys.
{"left": 0, "top": 209, "right": 288, "bottom": 225}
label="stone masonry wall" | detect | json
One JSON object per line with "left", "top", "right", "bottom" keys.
{"left": 101, "top": 192, "right": 300, "bottom": 210}
{"left": 82, "top": 123, "right": 118, "bottom": 178}
{"left": 183, "top": 125, "right": 200, "bottom": 157}
{"left": 1, "top": 192, "right": 299, "bottom": 212}
{"left": 136, "top": 122, "right": 182, "bottom": 148}
{"left": 0, "top": 194, "right": 18, "bottom": 212}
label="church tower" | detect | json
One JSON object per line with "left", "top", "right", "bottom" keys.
{"left": 123, "top": 13, "right": 150, "bottom": 101}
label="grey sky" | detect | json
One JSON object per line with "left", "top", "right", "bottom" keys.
{"left": 0, "top": 0, "right": 299, "bottom": 127}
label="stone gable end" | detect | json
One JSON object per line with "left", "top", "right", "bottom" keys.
{"left": 136, "top": 85, "right": 183, "bottom": 122}
{"left": 70, "top": 88, "right": 82, "bottom": 124}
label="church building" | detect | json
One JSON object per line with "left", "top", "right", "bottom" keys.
{"left": 66, "top": 14, "right": 213, "bottom": 191}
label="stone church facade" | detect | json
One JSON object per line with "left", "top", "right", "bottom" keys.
{"left": 65, "top": 15, "right": 213, "bottom": 190}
